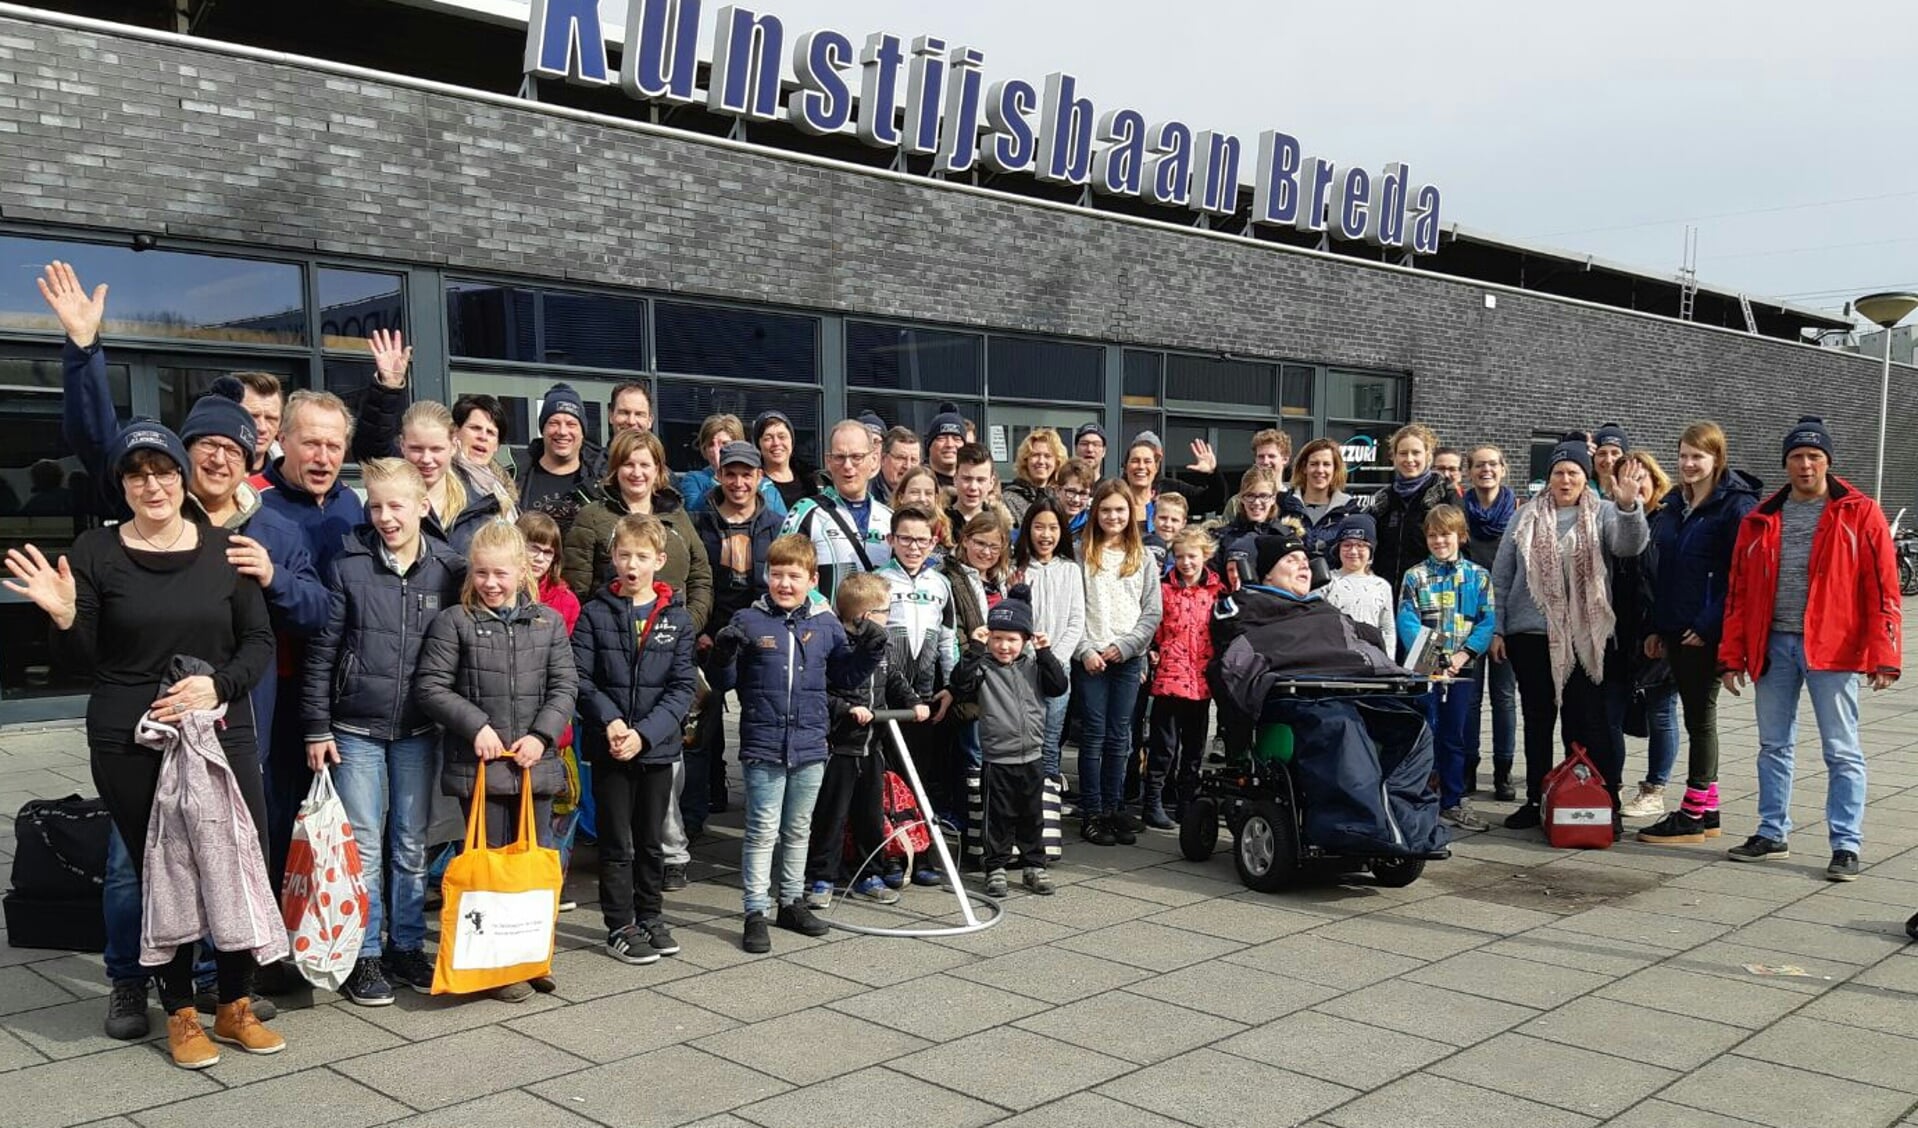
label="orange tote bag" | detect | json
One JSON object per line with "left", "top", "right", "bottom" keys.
{"left": 432, "top": 767, "right": 562, "bottom": 995}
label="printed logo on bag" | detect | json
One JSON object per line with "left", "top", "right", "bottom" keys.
{"left": 451, "top": 889, "right": 557, "bottom": 970}
{"left": 465, "top": 909, "right": 486, "bottom": 934}
{"left": 1551, "top": 807, "right": 1609, "bottom": 825}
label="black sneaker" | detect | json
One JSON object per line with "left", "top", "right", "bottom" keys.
{"left": 1827, "top": 850, "right": 1861, "bottom": 882}
{"left": 642, "top": 918, "right": 680, "bottom": 956}
{"left": 742, "top": 911, "right": 771, "bottom": 953}
{"left": 607, "top": 924, "right": 661, "bottom": 965}
{"left": 1637, "top": 810, "right": 1707, "bottom": 845}
{"left": 1503, "top": 803, "right": 1542, "bottom": 830}
{"left": 1727, "top": 834, "right": 1789, "bottom": 862}
{"left": 342, "top": 957, "right": 395, "bottom": 1006}
{"left": 776, "top": 902, "right": 830, "bottom": 938}
{"left": 1111, "top": 810, "right": 1145, "bottom": 834}
{"left": 1080, "top": 816, "right": 1116, "bottom": 847}
{"left": 383, "top": 947, "right": 435, "bottom": 994}
{"left": 1109, "top": 819, "right": 1138, "bottom": 846}
{"left": 663, "top": 863, "right": 689, "bottom": 892}
{"left": 104, "top": 979, "right": 149, "bottom": 1040}
{"left": 1701, "top": 810, "right": 1722, "bottom": 839}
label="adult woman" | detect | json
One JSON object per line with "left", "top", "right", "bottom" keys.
{"left": 1075, "top": 481, "right": 1163, "bottom": 844}
{"left": 452, "top": 393, "right": 516, "bottom": 488}
{"left": 563, "top": 429, "right": 713, "bottom": 631}
{"left": 399, "top": 400, "right": 516, "bottom": 555}
{"left": 1290, "top": 438, "right": 1357, "bottom": 557}
{"left": 1121, "top": 434, "right": 1223, "bottom": 527}
{"left": 1369, "top": 423, "right": 1456, "bottom": 591}
{"left": 1637, "top": 423, "right": 1762, "bottom": 845}
{"left": 1606, "top": 451, "right": 1681, "bottom": 821}
{"left": 5, "top": 425, "right": 281, "bottom": 1068}
{"left": 1002, "top": 427, "right": 1067, "bottom": 524}
{"left": 753, "top": 410, "right": 810, "bottom": 514}
{"left": 1490, "top": 440, "right": 1650, "bottom": 829}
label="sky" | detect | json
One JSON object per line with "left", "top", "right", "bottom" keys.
{"left": 495, "top": 0, "right": 1918, "bottom": 321}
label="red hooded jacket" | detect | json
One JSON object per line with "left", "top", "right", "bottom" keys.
{"left": 1151, "top": 568, "right": 1223, "bottom": 700}
{"left": 1718, "top": 475, "right": 1901, "bottom": 679}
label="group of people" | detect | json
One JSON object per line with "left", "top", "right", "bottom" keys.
{"left": 5, "top": 261, "right": 1904, "bottom": 1074}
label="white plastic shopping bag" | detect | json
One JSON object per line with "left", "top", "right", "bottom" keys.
{"left": 280, "top": 767, "right": 369, "bottom": 991}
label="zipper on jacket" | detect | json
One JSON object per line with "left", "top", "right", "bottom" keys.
{"left": 783, "top": 612, "right": 799, "bottom": 765}
{"left": 390, "top": 572, "right": 410, "bottom": 737}
{"left": 504, "top": 616, "right": 518, "bottom": 757}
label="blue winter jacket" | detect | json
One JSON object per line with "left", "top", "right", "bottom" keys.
{"left": 712, "top": 595, "right": 887, "bottom": 768}
{"left": 571, "top": 581, "right": 699, "bottom": 767}
{"left": 1646, "top": 469, "right": 1763, "bottom": 645}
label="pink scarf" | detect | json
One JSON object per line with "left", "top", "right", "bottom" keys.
{"left": 1511, "top": 491, "right": 1613, "bottom": 701}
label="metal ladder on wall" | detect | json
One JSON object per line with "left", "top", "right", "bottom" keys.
{"left": 1677, "top": 226, "right": 1699, "bottom": 322}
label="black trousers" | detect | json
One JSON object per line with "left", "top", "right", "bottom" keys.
{"left": 980, "top": 759, "right": 1046, "bottom": 872}
{"left": 1505, "top": 633, "right": 1619, "bottom": 806}
{"left": 591, "top": 759, "right": 674, "bottom": 931}
{"left": 805, "top": 751, "right": 887, "bottom": 885}
{"left": 906, "top": 720, "right": 956, "bottom": 822}
{"left": 1146, "top": 696, "right": 1209, "bottom": 807}
{"left": 91, "top": 728, "right": 265, "bottom": 1013}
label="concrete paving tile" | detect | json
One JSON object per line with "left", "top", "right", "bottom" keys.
{"left": 1830, "top": 873, "right": 1918, "bottom": 908}
{"left": 507, "top": 986, "right": 736, "bottom": 1064}
{"left": 1737, "top": 1014, "right": 1918, "bottom": 1093}
{"left": 1307, "top": 913, "right": 1489, "bottom": 960}
{"left": 893, "top": 1025, "right": 1131, "bottom": 1112}
{"left": 541, "top": 944, "right": 702, "bottom": 1001}
{"left": 23, "top": 953, "right": 109, "bottom": 999}
{"left": 984, "top": 1091, "right": 1191, "bottom": 1128}
{"left": 1853, "top": 952, "right": 1918, "bottom": 994}
{"left": 0, "top": 1025, "right": 47, "bottom": 1072}
{"left": 1014, "top": 991, "right": 1246, "bottom": 1065}
{"left": 1081, "top": 864, "right": 1247, "bottom": 907}
{"left": 1053, "top": 918, "right": 1244, "bottom": 972}
{"left": 826, "top": 973, "right": 1049, "bottom": 1043}
{"left": 947, "top": 942, "right": 1150, "bottom": 1004}
{"left": 1720, "top": 917, "right": 1912, "bottom": 965}
{"left": 666, "top": 915, "right": 836, "bottom": 971}
{"left": 1519, "top": 996, "right": 1748, "bottom": 1071}
{"left": 733, "top": 1066, "right": 1003, "bottom": 1128}
{"left": 1427, "top": 1032, "right": 1679, "bottom": 1119}
{"left": 1800, "top": 983, "right": 1918, "bottom": 1038}
{"left": 1597, "top": 965, "right": 1810, "bottom": 1028}
{"left": 379, "top": 1089, "right": 605, "bottom": 1127}
{"left": 1097, "top": 1046, "right": 1357, "bottom": 1128}
{"left": 335, "top": 1023, "right": 589, "bottom": 1111}
{"left": 2, "top": 994, "right": 166, "bottom": 1060}
{"left": 1144, "top": 897, "right": 1328, "bottom": 944}
{"left": 1403, "top": 949, "right": 1614, "bottom": 1009}
{"left": 1123, "top": 960, "right": 1340, "bottom": 1025}
{"left": 994, "top": 884, "right": 1166, "bottom": 931}
{"left": 925, "top": 913, "right": 1079, "bottom": 958}
{"left": 781, "top": 930, "right": 976, "bottom": 987}
{"left": 345, "top": 981, "right": 566, "bottom": 1040}
{"left": 1550, "top": 906, "right": 1733, "bottom": 950}
{"left": 1545, "top": 846, "right": 1720, "bottom": 878}
{"left": 132, "top": 1068, "right": 411, "bottom": 1128}
{"left": 690, "top": 1006, "right": 928, "bottom": 1085}
{"left": 1317, "top": 980, "right": 1539, "bottom": 1047}
{"left": 1613, "top": 886, "right": 1786, "bottom": 925}
{"left": 1223, "top": 933, "right": 1426, "bottom": 991}
{"left": 1664, "top": 1054, "right": 1913, "bottom": 1128}
{"left": 1322, "top": 1071, "right": 1598, "bottom": 1128}
{"left": 655, "top": 957, "right": 863, "bottom": 1023}
{"left": 186, "top": 1003, "right": 404, "bottom": 1087}
{"left": 0, "top": 962, "right": 81, "bottom": 1015}
{"left": 1216, "top": 1010, "right": 1451, "bottom": 1090}
{"left": 530, "top": 1045, "right": 789, "bottom": 1128}
{"left": 1669, "top": 862, "right": 1837, "bottom": 902}
{"left": 1385, "top": 893, "right": 1562, "bottom": 936}
{"left": 1602, "top": 1100, "right": 1774, "bottom": 1128}
{"left": 1478, "top": 928, "right": 1667, "bottom": 978}
{"left": 1667, "top": 941, "right": 1860, "bottom": 993}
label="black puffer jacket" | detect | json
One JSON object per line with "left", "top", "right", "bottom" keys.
{"left": 303, "top": 527, "right": 466, "bottom": 743}
{"left": 571, "top": 581, "right": 699, "bottom": 767}
{"left": 828, "top": 632, "right": 920, "bottom": 757}
{"left": 1369, "top": 475, "right": 1456, "bottom": 592}
{"left": 415, "top": 597, "right": 579, "bottom": 798}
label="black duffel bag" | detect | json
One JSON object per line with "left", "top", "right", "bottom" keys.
{"left": 4, "top": 794, "right": 111, "bottom": 951}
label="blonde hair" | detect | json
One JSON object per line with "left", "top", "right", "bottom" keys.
{"left": 1619, "top": 450, "right": 1674, "bottom": 508}
{"left": 1390, "top": 422, "right": 1439, "bottom": 458}
{"left": 1677, "top": 421, "right": 1729, "bottom": 503}
{"left": 603, "top": 429, "right": 669, "bottom": 498}
{"left": 1014, "top": 428, "right": 1069, "bottom": 489}
{"left": 1081, "top": 479, "right": 1145, "bottom": 578}
{"left": 1290, "top": 438, "right": 1349, "bottom": 493}
{"left": 1155, "top": 492, "right": 1189, "bottom": 518}
{"left": 361, "top": 456, "right": 426, "bottom": 499}
{"left": 515, "top": 511, "right": 565, "bottom": 586}
{"left": 402, "top": 399, "right": 466, "bottom": 524}
{"left": 896, "top": 465, "right": 952, "bottom": 547}
{"left": 284, "top": 389, "right": 354, "bottom": 442}
{"left": 956, "top": 511, "right": 1011, "bottom": 585}
{"left": 1252, "top": 428, "right": 1292, "bottom": 463}
{"left": 836, "top": 571, "right": 891, "bottom": 620}
{"left": 461, "top": 520, "right": 539, "bottom": 611}
{"left": 611, "top": 512, "right": 667, "bottom": 555}
{"left": 1424, "top": 504, "right": 1469, "bottom": 538}
{"left": 1170, "top": 527, "right": 1216, "bottom": 558}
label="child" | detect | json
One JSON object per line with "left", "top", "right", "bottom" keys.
{"left": 1011, "top": 497, "right": 1083, "bottom": 785}
{"left": 805, "top": 572, "right": 927, "bottom": 908}
{"left": 1057, "top": 457, "right": 1098, "bottom": 536}
{"left": 414, "top": 520, "right": 579, "bottom": 1002}
{"left": 877, "top": 504, "right": 960, "bottom": 888}
{"left": 571, "top": 515, "right": 698, "bottom": 966}
{"left": 894, "top": 465, "right": 953, "bottom": 555}
{"left": 1396, "top": 504, "right": 1496, "bottom": 832}
{"left": 1148, "top": 492, "right": 1188, "bottom": 573}
{"left": 712, "top": 534, "right": 885, "bottom": 953}
{"left": 947, "top": 584, "right": 1068, "bottom": 897}
{"left": 1075, "top": 481, "right": 1164, "bottom": 845}
{"left": 519, "top": 511, "right": 581, "bottom": 633}
{"left": 1144, "top": 528, "right": 1220, "bottom": 828}
{"left": 1322, "top": 513, "right": 1395, "bottom": 642}
{"left": 302, "top": 458, "right": 465, "bottom": 1003}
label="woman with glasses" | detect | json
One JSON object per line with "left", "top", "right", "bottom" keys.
{"left": 6, "top": 423, "right": 282, "bottom": 1069}
{"left": 943, "top": 512, "right": 1013, "bottom": 820}
{"left": 1003, "top": 428, "right": 1068, "bottom": 524}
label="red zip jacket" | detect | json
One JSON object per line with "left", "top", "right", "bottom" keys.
{"left": 1150, "top": 568, "right": 1223, "bottom": 700}
{"left": 1718, "top": 475, "right": 1901, "bottom": 679}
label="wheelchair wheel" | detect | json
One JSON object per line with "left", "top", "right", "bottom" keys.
{"left": 1370, "top": 856, "right": 1426, "bottom": 889}
{"left": 1179, "top": 798, "right": 1219, "bottom": 862}
{"left": 1234, "top": 799, "right": 1296, "bottom": 893}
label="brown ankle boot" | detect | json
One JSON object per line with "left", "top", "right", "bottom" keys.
{"left": 212, "top": 997, "right": 285, "bottom": 1055}
{"left": 167, "top": 1008, "right": 220, "bottom": 1070}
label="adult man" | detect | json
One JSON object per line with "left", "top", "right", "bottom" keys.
{"left": 1250, "top": 428, "right": 1291, "bottom": 480}
{"left": 515, "top": 382, "right": 606, "bottom": 523}
{"left": 1075, "top": 422, "right": 1108, "bottom": 469}
{"left": 948, "top": 443, "right": 997, "bottom": 529}
{"left": 1591, "top": 423, "right": 1629, "bottom": 493}
{"left": 1719, "top": 417, "right": 1900, "bottom": 881}
{"left": 611, "top": 381, "right": 654, "bottom": 434}
{"left": 925, "top": 403, "right": 967, "bottom": 487}
{"left": 233, "top": 371, "right": 285, "bottom": 475}
{"left": 783, "top": 420, "right": 894, "bottom": 600}
{"left": 874, "top": 426, "right": 921, "bottom": 505}
{"left": 1432, "top": 448, "right": 1465, "bottom": 496}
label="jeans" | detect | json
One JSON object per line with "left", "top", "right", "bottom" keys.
{"left": 1471, "top": 656, "right": 1517, "bottom": 771}
{"left": 740, "top": 759, "right": 826, "bottom": 915}
{"left": 1669, "top": 640, "right": 1723, "bottom": 789}
{"left": 1076, "top": 656, "right": 1144, "bottom": 818}
{"left": 1754, "top": 631, "right": 1867, "bottom": 853}
{"left": 1040, "top": 691, "right": 1070, "bottom": 779}
{"left": 103, "top": 826, "right": 217, "bottom": 986}
{"left": 331, "top": 732, "right": 437, "bottom": 957}
{"left": 1427, "top": 675, "right": 1482, "bottom": 809}
{"left": 1636, "top": 685, "right": 1681, "bottom": 787}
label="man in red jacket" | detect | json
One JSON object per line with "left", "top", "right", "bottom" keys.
{"left": 1718, "top": 417, "right": 1901, "bottom": 881}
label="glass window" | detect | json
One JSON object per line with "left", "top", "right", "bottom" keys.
{"left": 1281, "top": 364, "right": 1314, "bottom": 415}
{"left": 317, "top": 269, "right": 404, "bottom": 351}
{"left": 451, "top": 370, "right": 620, "bottom": 451}
{"left": 540, "top": 290, "right": 645, "bottom": 370}
{"left": 987, "top": 337, "right": 1102, "bottom": 403}
{"left": 1322, "top": 421, "right": 1395, "bottom": 490}
{"left": 1123, "top": 350, "right": 1162, "bottom": 404}
{"left": 1326, "top": 370, "right": 1404, "bottom": 422}
{"left": 0, "top": 352, "right": 127, "bottom": 550}
{"left": 846, "top": 393, "right": 981, "bottom": 451}
{"left": 1120, "top": 410, "right": 1160, "bottom": 463}
{"left": 985, "top": 405, "right": 1101, "bottom": 475}
{"left": 0, "top": 235, "right": 307, "bottom": 345}
{"left": 1164, "top": 354, "right": 1276, "bottom": 410}
{"left": 1169, "top": 415, "right": 1270, "bottom": 497}
{"left": 662, "top": 384, "right": 821, "bottom": 475}
{"left": 155, "top": 359, "right": 304, "bottom": 437}
{"left": 656, "top": 302, "right": 819, "bottom": 384}
{"left": 446, "top": 282, "right": 537, "bottom": 362}
{"left": 847, "top": 322, "right": 981, "bottom": 395}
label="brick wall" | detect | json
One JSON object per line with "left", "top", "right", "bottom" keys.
{"left": 2, "top": 15, "right": 1912, "bottom": 511}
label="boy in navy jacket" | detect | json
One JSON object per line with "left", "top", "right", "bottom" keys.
{"left": 712, "top": 534, "right": 887, "bottom": 954}
{"left": 571, "top": 515, "right": 700, "bottom": 967}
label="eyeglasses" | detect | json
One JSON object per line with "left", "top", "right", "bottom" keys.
{"left": 191, "top": 441, "right": 246, "bottom": 465}
{"left": 1471, "top": 460, "right": 1503, "bottom": 470}
{"left": 826, "top": 451, "right": 870, "bottom": 464}
{"left": 965, "top": 538, "right": 1005, "bottom": 555}
{"left": 123, "top": 469, "right": 182, "bottom": 487}
{"left": 892, "top": 535, "right": 934, "bottom": 549}
{"left": 1061, "top": 488, "right": 1091, "bottom": 500}
{"left": 1242, "top": 492, "right": 1277, "bottom": 504}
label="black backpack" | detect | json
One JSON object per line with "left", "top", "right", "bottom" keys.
{"left": 4, "top": 795, "right": 111, "bottom": 951}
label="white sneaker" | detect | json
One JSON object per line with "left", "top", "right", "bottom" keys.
{"left": 1620, "top": 783, "right": 1666, "bottom": 819}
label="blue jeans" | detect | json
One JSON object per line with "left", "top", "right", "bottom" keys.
{"left": 332, "top": 732, "right": 438, "bottom": 956}
{"left": 740, "top": 759, "right": 826, "bottom": 915}
{"left": 103, "top": 826, "right": 215, "bottom": 985}
{"left": 1040, "top": 691, "right": 1070, "bottom": 779}
{"left": 1754, "top": 632, "right": 1867, "bottom": 853}
{"left": 1426, "top": 676, "right": 1481, "bottom": 809}
{"left": 1470, "top": 656, "right": 1517, "bottom": 770}
{"left": 1639, "top": 684, "right": 1681, "bottom": 786}
{"left": 1076, "top": 656, "right": 1144, "bottom": 818}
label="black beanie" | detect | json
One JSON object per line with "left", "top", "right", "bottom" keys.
{"left": 538, "top": 383, "right": 586, "bottom": 431}
{"left": 1782, "top": 416, "right": 1834, "bottom": 465}
{"left": 108, "top": 419, "right": 191, "bottom": 488}
{"left": 986, "top": 582, "right": 1035, "bottom": 636}
{"left": 1334, "top": 512, "right": 1377, "bottom": 549}
{"left": 1253, "top": 533, "right": 1308, "bottom": 580}
{"left": 1549, "top": 440, "right": 1594, "bottom": 480}
{"left": 1592, "top": 422, "right": 1629, "bottom": 451}
{"left": 926, "top": 401, "right": 966, "bottom": 443}
{"left": 179, "top": 376, "right": 258, "bottom": 458}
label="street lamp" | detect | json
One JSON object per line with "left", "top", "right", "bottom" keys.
{"left": 1854, "top": 291, "right": 1918, "bottom": 501}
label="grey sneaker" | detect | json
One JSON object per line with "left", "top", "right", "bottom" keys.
{"left": 642, "top": 918, "right": 680, "bottom": 956}
{"left": 492, "top": 980, "right": 535, "bottom": 1003}
{"left": 1727, "top": 834, "right": 1789, "bottom": 862}
{"left": 1022, "top": 868, "right": 1055, "bottom": 896}
{"left": 984, "top": 868, "right": 1009, "bottom": 899}
{"left": 1440, "top": 805, "right": 1490, "bottom": 832}
{"left": 1827, "top": 850, "right": 1861, "bottom": 882}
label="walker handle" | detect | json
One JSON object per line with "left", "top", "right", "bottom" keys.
{"left": 869, "top": 709, "right": 922, "bottom": 724}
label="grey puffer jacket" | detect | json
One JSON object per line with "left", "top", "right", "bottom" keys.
{"left": 415, "top": 597, "right": 579, "bottom": 798}
{"left": 948, "top": 641, "right": 1070, "bottom": 764}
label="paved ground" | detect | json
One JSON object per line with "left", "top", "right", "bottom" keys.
{"left": 3, "top": 636, "right": 1918, "bottom": 1128}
